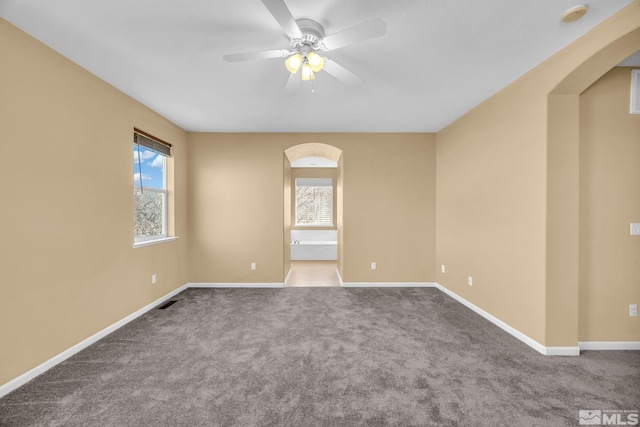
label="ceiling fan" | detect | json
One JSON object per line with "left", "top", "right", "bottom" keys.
{"left": 223, "top": 0, "right": 386, "bottom": 96}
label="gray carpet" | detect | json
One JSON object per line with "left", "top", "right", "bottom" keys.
{"left": 0, "top": 287, "right": 638, "bottom": 426}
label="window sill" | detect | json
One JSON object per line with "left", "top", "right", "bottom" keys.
{"left": 132, "top": 237, "right": 178, "bottom": 248}
{"left": 294, "top": 224, "right": 335, "bottom": 227}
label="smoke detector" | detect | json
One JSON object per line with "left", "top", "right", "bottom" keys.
{"left": 562, "top": 5, "right": 588, "bottom": 23}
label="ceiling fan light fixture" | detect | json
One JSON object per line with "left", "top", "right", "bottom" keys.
{"left": 307, "top": 51, "right": 324, "bottom": 72}
{"left": 285, "top": 53, "right": 303, "bottom": 73}
{"left": 301, "top": 63, "right": 315, "bottom": 81}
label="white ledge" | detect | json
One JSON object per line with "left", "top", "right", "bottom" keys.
{"left": 132, "top": 237, "right": 178, "bottom": 248}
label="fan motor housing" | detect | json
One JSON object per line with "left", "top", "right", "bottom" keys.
{"left": 291, "top": 19, "right": 325, "bottom": 49}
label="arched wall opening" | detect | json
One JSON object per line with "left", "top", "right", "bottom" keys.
{"left": 284, "top": 143, "right": 344, "bottom": 282}
{"left": 545, "top": 25, "right": 640, "bottom": 346}
{"left": 434, "top": 2, "right": 639, "bottom": 352}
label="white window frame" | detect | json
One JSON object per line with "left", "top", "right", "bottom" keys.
{"left": 631, "top": 69, "right": 640, "bottom": 114}
{"left": 133, "top": 147, "right": 168, "bottom": 245}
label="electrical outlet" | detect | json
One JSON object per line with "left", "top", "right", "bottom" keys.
{"left": 468, "top": 276, "right": 473, "bottom": 286}
{"left": 151, "top": 274, "right": 157, "bottom": 284}
{"left": 630, "top": 304, "right": 638, "bottom": 317}
{"left": 630, "top": 223, "right": 640, "bottom": 235}
{"left": 371, "top": 262, "right": 377, "bottom": 270}
{"left": 441, "top": 265, "right": 446, "bottom": 273}
{"left": 251, "top": 263, "right": 256, "bottom": 271}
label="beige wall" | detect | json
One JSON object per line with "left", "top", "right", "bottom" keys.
{"left": 0, "top": 19, "right": 189, "bottom": 386}
{"left": 579, "top": 67, "right": 640, "bottom": 341}
{"left": 341, "top": 135, "right": 436, "bottom": 282}
{"left": 436, "top": 2, "right": 640, "bottom": 346}
{"left": 187, "top": 133, "right": 436, "bottom": 284}
{"left": 186, "top": 134, "right": 287, "bottom": 283}
{"left": 436, "top": 91, "right": 548, "bottom": 343}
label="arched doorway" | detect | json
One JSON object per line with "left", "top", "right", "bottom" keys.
{"left": 545, "top": 24, "right": 640, "bottom": 346}
{"left": 284, "top": 143, "right": 343, "bottom": 286}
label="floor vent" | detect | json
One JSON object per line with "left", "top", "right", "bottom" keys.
{"left": 158, "top": 300, "right": 177, "bottom": 310}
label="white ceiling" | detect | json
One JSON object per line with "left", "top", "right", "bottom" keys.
{"left": 0, "top": 0, "right": 634, "bottom": 132}
{"left": 618, "top": 50, "right": 640, "bottom": 66}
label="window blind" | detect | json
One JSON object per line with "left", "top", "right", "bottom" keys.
{"left": 134, "top": 128, "right": 171, "bottom": 157}
{"left": 296, "top": 178, "right": 332, "bottom": 187}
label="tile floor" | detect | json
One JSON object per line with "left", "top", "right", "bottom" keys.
{"left": 285, "top": 261, "right": 341, "bottom": 287}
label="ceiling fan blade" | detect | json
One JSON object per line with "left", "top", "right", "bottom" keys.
{"left": 322, "top": 59, "right": 364, "bottom": 86}
{"left": 284, "top": 72, "right": 300, "bottom": 97}
{"left": 320, "top": 18, "right": 386, "bottom": 51}
{"left": 223, "top": 49, "right": 291, "bottom": 62}
{"left": 261, "top": 0, "right": 303, "bottom": 39}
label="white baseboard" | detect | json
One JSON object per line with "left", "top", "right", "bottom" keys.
{"left": 544, "top": 346, "right": 581, "bottom": 356}
{"left": 336, "top": 279, "right": 579, "bottom": 355}
{"left": 6, "top": 280, "right": 622, "bottom": 398}
{"left": 324, "top": 278, "right": 578, "bottom": 356}
{"left": 0, "top": 284, "right": 189, "bottom": 399}
{"left": 433, "top": 284, "right": 580, "bottom": 356}
{"left": 342, "top": 282, "right": 438, "bottom": 288}
{"left": 187, "top": 282, "right": 285, "bottom": 288}
{"left": 579, "top": 341, "right": 640, "bottom": 351}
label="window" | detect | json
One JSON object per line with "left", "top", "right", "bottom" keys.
{"left": 133, "top": 130, "right": 171, "bottom": 244}
{"left": 295, "top": 178, "right": 333, "bottom": 226}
